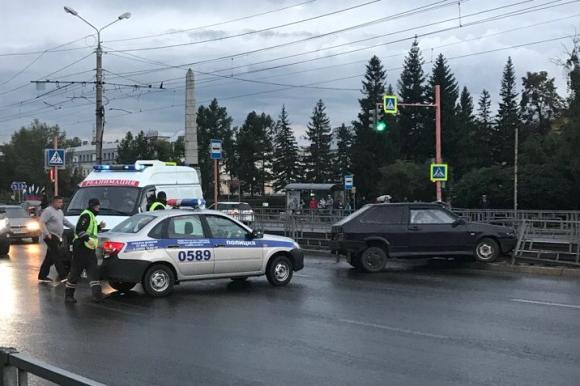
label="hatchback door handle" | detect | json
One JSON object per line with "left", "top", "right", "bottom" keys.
{"left": 167, "top": 245, "right": 179, "bottom": 249}
{"left": 408, "top": 226, "right": 420, "bottom": 231}
{"left": 214, "top": 244, "right": 225, "bottom": 248}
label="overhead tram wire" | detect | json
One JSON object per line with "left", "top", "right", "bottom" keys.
{"left": 107, "top": 0, "right": 318, "bottom": 43}
{"left": 110, "top": 0, "right": 456, "bottom": 53}
{"left": 103, "top": 0, "right": 578, "bottom": 88}
{"left": 101, "top": 0, "right": 565, "bottom": 81}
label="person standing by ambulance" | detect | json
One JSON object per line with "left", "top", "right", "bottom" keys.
{"left": 149, "top": 191, "right": 167, "bottom": 211}
{"left": 64, "top": 198, "right": 106, "bottom": 304}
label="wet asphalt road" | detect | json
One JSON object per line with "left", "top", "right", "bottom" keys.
{"left": 1, "top": 243, "right": 580, "bottom": 386}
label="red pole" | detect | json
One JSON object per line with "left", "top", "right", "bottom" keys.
{"left": 435, "top": 85, "right": 442, "bottom": 202}
{"left": 53, "top": 136, "right": 59, "bottom": 196}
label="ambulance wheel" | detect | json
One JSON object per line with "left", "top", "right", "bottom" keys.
{"left": 108, "top": 281, "right": 136, "bottom": 293}
{"left": 143, "top": 264, "right": 175, "bottom": 297}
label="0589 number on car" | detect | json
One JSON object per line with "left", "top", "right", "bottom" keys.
{"left": 178, "top": 250, "right": 211, "bottom": 262}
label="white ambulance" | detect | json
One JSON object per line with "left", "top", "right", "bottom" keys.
{"left": 65, "top": 160, "right": 204, "bottom": 231}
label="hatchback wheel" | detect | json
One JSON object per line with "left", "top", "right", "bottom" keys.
{"left": 109, "top": 281, "right": 136, "bottom": 293}
{"left": 360, "top": 246, "right": 387, "bottom": 273}
{"left": 474, "top": 238, "right": 499, "bottom": 263}
{"left": 142, "top": 265, "right": 175, "bottom": 297}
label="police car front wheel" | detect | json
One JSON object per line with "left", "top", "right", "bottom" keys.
{"left": 266, "top": 255, "right": 293, "bottom": 287}
{"left": 143, "top": 264, "right": 175, "bottom": 297}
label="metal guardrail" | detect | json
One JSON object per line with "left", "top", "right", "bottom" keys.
{"left": 513, "top": 220, "right": 580, "bottom": 266}
{"left": 0, "top": 347, "right": 106, "bottom": 386}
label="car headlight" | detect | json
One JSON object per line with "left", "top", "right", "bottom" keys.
{"left": 501, "top": 231, "right": 515, "bottom": 239}
{"left": 0, "top": 219, "right": 8, "bottom": 232}
{"left": 26, "top": 222, "right": 40, "bottom": 231}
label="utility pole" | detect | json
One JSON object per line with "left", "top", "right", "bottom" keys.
{"left": 95, "top": 40, "right": 104, "bottom": 164}
{"left": 53, "top": 136, "right": 59, "bottom": 196}
{"left": 514, "top": 123, "right": 519, "bottom": 212}
{"left": 63, "top": 6, "right": 130, "bottom": 164}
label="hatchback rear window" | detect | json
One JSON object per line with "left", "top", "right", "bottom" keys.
{"left": 358, "top": 206, "right": 405, "bottom": 224}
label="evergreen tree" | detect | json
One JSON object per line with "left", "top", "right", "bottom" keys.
{"left": 396, "top": 39, "right": 427, "bottom": 161}
{"left": 475, "top": 89, "right": 495, "bottom": 168}
{"left": 351, "top": 55, "right": 388, "bottom": 199}
{"left": 333, "top": 123, "right": 354, "bottom": 180}
{"left": 495, "top": 57, "right": 519, "bottom": 165}
{"left": 272, "top": 106, "right": 300, "bottom": 192}
{"left": 196, "top": 99, "right": 233, "bottom": 198}
{"left": 427, "top": 54, "right": 460, "bottom": 166}
{"left": 305, "top": 99, "right": 333, "bottom": 183}
{"left": 457, "top": 86, "right": 477, "bottom": 173}
{"left": 520, "top": 71, "right": 565, "bottom": 136}
{"left": 235, "top": 111, "right": 274, "bottom": 196}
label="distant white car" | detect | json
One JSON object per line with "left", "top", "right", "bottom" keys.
{"left": 98, "top": 209, "right": 304, "bottom": 297}
{"left": 215, "top": 202, "right": 255, "bottom": 224}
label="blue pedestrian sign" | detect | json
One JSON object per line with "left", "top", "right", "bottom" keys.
{"left": 344, "top": 175, "right": 353, "bottom": 190}
{"left": 430, "top": 163, "right": 448, "bottom": 182}
{"left": 210, "top": 139, "right": 222, "bottom": 160}
{"left": 10, "top": 181, "right": 27, "bottom": 191}
{"left": 383, "top": 95, "right": 398, "bottom": 115}
{"left": 46, "top": 149, "right": 66, "bottom": 169}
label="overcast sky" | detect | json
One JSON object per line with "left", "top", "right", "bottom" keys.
{"left": 0, "top": 0, "right": 578, "bottom": 144}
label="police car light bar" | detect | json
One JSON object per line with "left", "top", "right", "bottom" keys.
{"left": 167, "top": 198, "right": 206, "bottom": 208}
{"left": 93, "top": 164, "right": 145, "bottom": 171}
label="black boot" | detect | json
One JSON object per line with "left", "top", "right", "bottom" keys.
{"left": 65, "top": 287, "right": 77, "bottom": 304}
{"left": 92, "top": 285, "right": 104, "bottom": 303}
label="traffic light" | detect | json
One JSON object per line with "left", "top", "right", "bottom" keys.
{"left": 368, "top": 103, "right": 387, "bottom": 132}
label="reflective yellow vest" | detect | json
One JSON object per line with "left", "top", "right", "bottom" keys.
{"left": 149, "top": 202, "right": 166, "bottom": 211}
{"left": 74, "top": 209, "right": 98, "bottom": 249}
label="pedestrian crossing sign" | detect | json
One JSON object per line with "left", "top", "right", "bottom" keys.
{"left": 383, "top": 95, "right": 398, "bottom": 115}
{"left": 430, "top": 163, "right": 448, "bottom": 182}
{"left": 45, "top": 149, "right": 66, "bottom": 169}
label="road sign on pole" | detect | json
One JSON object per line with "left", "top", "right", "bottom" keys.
{"left": 10, "top": 181, "right": 27, "bottom": 191}
{"left": 383, "top": 95, "right": 398, "bottom": 115}
{"left": 344, "top": 175, "right": 353, "bottom": 190}
{"left": 210, "top": 139, "right": 222, "bottom": 160}
{"left": 45, "top": 149, "right": 66, "bottom": 169}
{"left": 430, "top": 163, "right": 448, "bottom": 182}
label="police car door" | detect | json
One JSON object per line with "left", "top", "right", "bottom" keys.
{"left": 204, "top": 215, "right": 262, "bottom": 274}
{"left": 164, "top": 214, "right": 214, "bottom": 277}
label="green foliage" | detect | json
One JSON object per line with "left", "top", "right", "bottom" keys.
{"left": 351, "top": 55, "right": 389, "bottom": 198}
{"left": 272, "top": 106, "right": 300, "bottom": 192}
{"left": 495, "top": 57, "right": 519, "bottom": 165}
{"left": 378, "top": 161, "right": 433, "bottom": 202}
{"left": 520, "top": 71, "right": 565, "bottom": 136}
{"left": 452, "top": 166, "right": 513, "bottom": 208}
{"left": 305, "top": 99, "right": 334, "bottom": 183}
{"left": 333, "top": 123, "right": 354, "bottom": 180}
{"left": 235, "top": 111, "right": 274, "bottom": 196}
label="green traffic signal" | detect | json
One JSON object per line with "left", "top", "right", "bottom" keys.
{"left": 376, "top": 121, "right": 387, "bottom": 132}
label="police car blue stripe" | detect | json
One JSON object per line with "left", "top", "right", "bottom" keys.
{"left": 124, "top": 238, "right": 294, "bottom": 253}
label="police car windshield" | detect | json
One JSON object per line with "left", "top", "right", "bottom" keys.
{"left": 67, "top": 187, "right": 139, "bottom": 216}
{"left": 112, "top": 214, "right": 156, "bottom": 233}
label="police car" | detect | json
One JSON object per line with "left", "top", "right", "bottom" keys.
{"left": 98, "top": 200, "right": 304, "bottom": 297}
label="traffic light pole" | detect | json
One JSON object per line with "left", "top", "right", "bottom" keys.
{"left": 398, "top": 84, "right": 442, "bottom": 202}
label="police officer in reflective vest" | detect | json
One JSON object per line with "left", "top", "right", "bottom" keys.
{"left": 149, "top": 191, "right": 167, "bottom": 211}
{"left": 65, "top": 198, "right": 106, "bottom": 304}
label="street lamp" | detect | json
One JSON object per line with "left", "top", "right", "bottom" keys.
{"left": 64, "top": 6, "right": 131, "bottom": 165}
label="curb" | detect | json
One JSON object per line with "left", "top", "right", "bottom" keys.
{"left": 303, "top": 249, "right": 580, "bottom": 278}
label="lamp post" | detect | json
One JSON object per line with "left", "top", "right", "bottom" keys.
{"left": 64, "top": 6, "right": 131, "bottom": 164}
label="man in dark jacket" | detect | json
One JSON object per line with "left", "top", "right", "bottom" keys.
{"left": 64, "top": 198, "right": 105, "bottom": 304}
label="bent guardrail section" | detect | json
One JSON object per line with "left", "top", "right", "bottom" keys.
{"left": 0, "top": 347, "right": 107, "bottom": 386}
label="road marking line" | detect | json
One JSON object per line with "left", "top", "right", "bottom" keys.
{"left": 338, "top": 318, "right": 449, "bottom": 339}
{"left": 511, "top": 299, "right": 580, "bottom": 310}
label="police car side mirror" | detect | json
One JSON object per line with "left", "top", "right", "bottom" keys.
{"left": 249, "top": 229, "right": 263, "bottom": 239}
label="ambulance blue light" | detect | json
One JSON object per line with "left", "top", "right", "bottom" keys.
{"left": 93, "top": 164, "right": 144, "bottom": 171}
{"left": 167, "top": 198, "right": 206, "bottom": 208}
